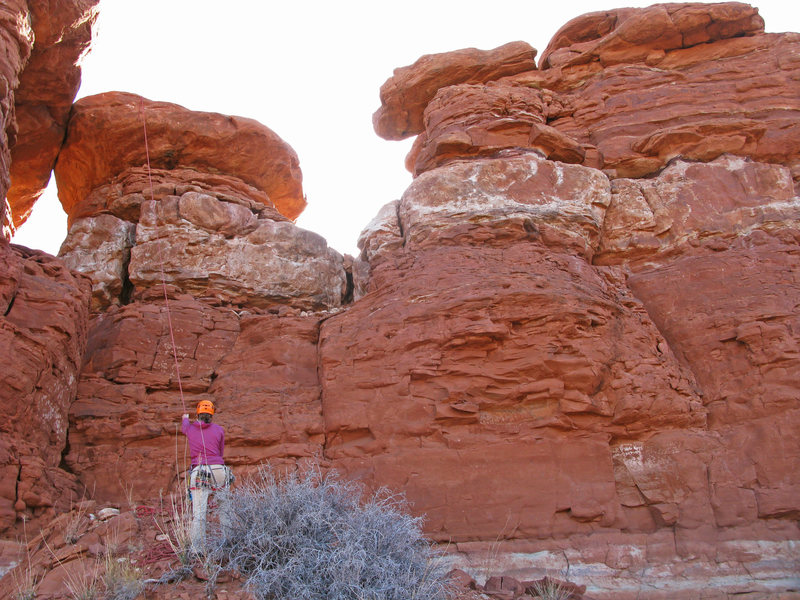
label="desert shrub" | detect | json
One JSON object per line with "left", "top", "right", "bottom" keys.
{"left": 210, "top": 465, "right": 451, "bottom": 600}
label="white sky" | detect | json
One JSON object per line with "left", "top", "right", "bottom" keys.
{"left": 11, "top": 0, "right": 800, "bottom": 257}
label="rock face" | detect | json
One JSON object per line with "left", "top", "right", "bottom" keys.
{"left": 329, "top": 151, "right": 800, "bottom": 595}
{"left": 0, "top": 0, "right": 34, "bottom": 236}
{"left": 67, "top": 301, "right": 326, "bottom": 501}
{"left": 55, "top": 93, "right": 343, "bottom": 312}
{"left": 1, "top": 3, "right": 799, "bottom": 599}
{"left": 362, "top": 3, "right": 798, "bottom": 595}
{"left": 49, "top": 92, "right": 345, "bottom": 503}
{"left": 0, "top": 243, "right": 91, "bottom": 533}
{"left": 0, "top": 0, "right": 99, "bottom": 237}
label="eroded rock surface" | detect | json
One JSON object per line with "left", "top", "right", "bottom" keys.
{"left": 67, "top": 300, "right": 325, "bottom": 501}
{"left": 50, "top": 94, "right": 345, "bottom": 503}
{"left": 129, "top": 195, "right": 345, "bottom": 310}
{"left": 342, "top": 150, "right": 800, "bottom": 596}
{"left": 7, "top": 0, "right": 99, "bottom": 232}
{"left": 56, "top": 94, "right": 344, "bottom": 312}
{"left": 0, "top": 242, "right": 90, "bottom": 533}
{"left": 0, "top": 0, "right": 34, "bottom": 236}
{"left": 539, "top": 2, "right": 764, "bottom": 69}
{"left": 1, "top": 0, "right": 99, "bottom": 236}
{"left": 377, "top": 3, "right": 800, "bottom": 182}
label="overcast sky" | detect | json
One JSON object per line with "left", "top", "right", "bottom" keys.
{"left": 11, "top": 0, "right": 800, "bottom": 256}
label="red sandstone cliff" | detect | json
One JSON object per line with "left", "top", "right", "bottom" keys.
{"left": 1, "top": 2, "right": 799, "bottom": 599}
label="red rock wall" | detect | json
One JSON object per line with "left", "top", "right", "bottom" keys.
{"left": 47, "top": 92, "right": 343, "bottom": 504}
{"left": 330, "top": 151, "right": 800, "bottom": 596}
{"left": 0, "top": 2, "right": 798, "bottom": 598}
{"left": 0, "top": 243, "right": 90, "bottom": 532}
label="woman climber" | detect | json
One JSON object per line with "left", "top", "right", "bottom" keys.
{"left": 181, "top": 400, "right": 233, "bottom": 553}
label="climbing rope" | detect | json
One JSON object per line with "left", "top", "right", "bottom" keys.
{"left": 139, "top": 101, "right": 213, "bottom": 499}
{"left": 139, "top": 99, "right": 188, "bottom": 415}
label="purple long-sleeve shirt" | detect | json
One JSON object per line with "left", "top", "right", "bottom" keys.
{"left": 181, "top": 417, "right": 225, "bottom": 467}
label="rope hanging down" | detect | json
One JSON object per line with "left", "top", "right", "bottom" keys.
{"left": 139, "top": 100, "right": 187, "bottom": 415}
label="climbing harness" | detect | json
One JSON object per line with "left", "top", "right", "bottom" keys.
{"left": 189, "top": 464, "right": 235, "bottom": 493}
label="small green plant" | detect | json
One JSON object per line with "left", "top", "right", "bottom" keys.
{"left": 11, "top": 518, "right": 40, "bottom": 600}
{"left": 64, "top": 500, "right": 91, "bottom": 545}
{"left": 530, "top": 576, "right": 573, "bottom": 600}
{"left": 154, "top": 490, "right": 193, "bottom": 566}
{"left": 102, "top": 551, "right": 143, "bottom": 600}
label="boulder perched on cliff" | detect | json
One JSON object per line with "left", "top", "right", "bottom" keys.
{"left": 373, "top": 41, "right": 538, "bottom": 141}
{"left": 55, "top": 92, "right": 306, "bottom": 225}
{"left": 56, "top": 93, "right": 345, "bottom": 312}
{"left": 55, "top": 92, "right": 306, "bottom": 221}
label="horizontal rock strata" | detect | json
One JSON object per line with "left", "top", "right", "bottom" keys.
{"left": 55, "top": 93, "right": 345, "bottom": 312}
{"left": 343, "top": 150, "right": 800, "bottom": 597}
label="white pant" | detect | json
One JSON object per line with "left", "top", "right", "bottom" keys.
{"left": 189, "top": 464, "right": 231, "bottom": 553}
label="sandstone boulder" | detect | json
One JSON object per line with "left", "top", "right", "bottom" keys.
{"left": 69, "top": 165, "right": 282, "bottom": 225}
{"left": 55, "top": 92, "right": 306, "bottom": 224}
{"left": 597, "top": 155, "right": 798, "bottom": 262}
{"left": 373, "top": 41, "right": 538, "bottom": 140}
{"left": 58, "top": 213, "right": 135, "bottom": 310}
{"left": 546, "top": 32, "right": 800, "bottom": 178}
{"left": 53, "top": 95, "right": 345, "bottom": 312}
{"left": 407, "top": 82, "right": 586, "bottom": 176}
{"left": 398, "top": 153, "right": 609, "bottom": 258}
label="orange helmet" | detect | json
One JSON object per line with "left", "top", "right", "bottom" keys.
{"left": 196, "top": 400, "right": 215, "bottom": 415}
